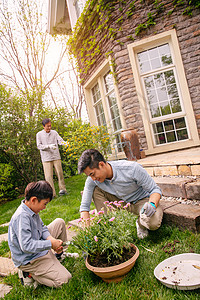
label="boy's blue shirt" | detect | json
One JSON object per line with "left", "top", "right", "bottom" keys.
{"left": 80, "top": 160, "right": 162, "bottom": 212}
{"left": 8, "top": 200, "right": 52, "bottom": 267}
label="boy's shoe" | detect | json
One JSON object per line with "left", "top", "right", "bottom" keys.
{"left": 59, "top": 190, "right": 68, "bottom": 196}
{"left": 136, "top": 220, "right": 149, "bottom": 239}
{"left": 18, "top": 269, "right": 38, "bottom": 289}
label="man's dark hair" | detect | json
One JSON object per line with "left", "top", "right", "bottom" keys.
{"left": 25, "top": 181, "right": 53, "bottom": 202}
{"left": 42, "top": 118, "right": 51, "bottom": 126}
{"left": 78, "top": 149, "right": 106, "bottom": 174}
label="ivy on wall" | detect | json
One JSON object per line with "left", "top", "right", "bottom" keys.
{"left": 67, "top": 0, "right": 200, "bottom": 78}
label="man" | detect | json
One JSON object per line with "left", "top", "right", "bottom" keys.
{"left": 78, "top": 149, "right": 163, "bottom": 239}
{"left": 36, "top": 118, "right": 67, "bottom": 197}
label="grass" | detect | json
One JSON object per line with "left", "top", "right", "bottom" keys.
{"left": 0, "top": 174, "right": 200, "bottom": 299}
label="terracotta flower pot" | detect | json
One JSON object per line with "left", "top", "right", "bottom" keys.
{"left": 85, "top": 243, "right": 139, "bottom": 283}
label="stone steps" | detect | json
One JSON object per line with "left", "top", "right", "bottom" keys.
{"left": 160, "top": 200, "right": 200, "bottom": 233}
{"left": 153, "top": 177, "right": 200, "bottom": 200}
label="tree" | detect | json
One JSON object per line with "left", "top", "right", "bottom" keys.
{"left": 53, "top": 53, "right": 86, "bottom": 119}
{"left": 0, "top": 0, "right": 71, "bottom": 115}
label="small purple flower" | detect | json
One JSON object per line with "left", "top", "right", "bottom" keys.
{"left": 91, "top": 209, "right": 96, "bottom": 215}
{"left": 67, "top": 225, "right": 72, "bottom": 229}
{"left": 98, "top": 210, "right": 104, "bottom": 215}
{"left": 107, "top": 204, "right": 113, "bottom": 208}
{"left": 78, "top": 217, "right": 83, "bottom": 222}
{"left": 90, "top": 217, "right": 95, "bottom": 221}
{"left": 109, "top": 217, "right": 115, "bottom": 222}
{"left": 97, "top": 218, "right": 102, "bottom": 224}
{"left": 118, "top": 200, "right": 124, "bottom": 203}
{"left": 94, "top": 236, "right": 98, "bottom": 242}
{"left": 103, "top": 201, "right": 109, "bottom": 204}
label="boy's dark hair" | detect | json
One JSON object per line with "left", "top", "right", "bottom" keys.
{"left": 78, "top": 149, "right": 106, "bottom": 174}
{"left": 42, "top": 118, "right": 51, "bottom": 126}
{"left": 25, "top": 181, "right": 53, "bottom": 202}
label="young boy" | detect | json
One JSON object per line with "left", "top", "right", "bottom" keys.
{"left": 8, "top": 181, "right": 72, "bottom": 288}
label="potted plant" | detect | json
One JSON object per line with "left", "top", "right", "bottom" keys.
{"left": 73, "top": 201, "right": 140, "bottom": 283}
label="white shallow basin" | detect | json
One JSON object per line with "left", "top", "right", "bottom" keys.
{"left": 154, "top": 253, "right": 200, "bottom": 290}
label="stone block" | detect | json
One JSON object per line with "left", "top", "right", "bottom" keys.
{"left": 178, "top": 165, "right": 192, "bottom": 176}
{"left": 144, "top": 167, "right": 154, "bottom": 176}
{"left": 160, "top": 200, "right": 200, "bottom": 233}
{"left": 154, "top": 177, "right": 189, "bottom": 198}
{"left": 0, "top": 257, "right": 17, "bottom": 277}
{"left": 191, "top": 165, "right": 200, "bottom": 176}
{"left": 154, "top": 166, "right": 178, "bottom": 176}
{"left": 185, "top": 180, "right": 200, "bottom": 200}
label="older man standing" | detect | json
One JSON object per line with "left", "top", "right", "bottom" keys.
{"left": 36, "top": 118, "right": 67, "bottom": 197}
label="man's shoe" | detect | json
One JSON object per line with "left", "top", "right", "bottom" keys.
{"left": 59, "top": 190, "right": 68, "bottom": 196}
{"left": 18, "top": 269, "right": 38, "bottom": 288}
{"left": 136, "top": 220, "right": 149, "bottom": 239}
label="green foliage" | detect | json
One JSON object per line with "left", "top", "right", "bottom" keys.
{"left": 1, "top": 176, "right": 200, "bottom": 299}
{"left": 61, "top": 119, "right": 111, "bottom": 176}
{"left": 73, "top": 202, "right": 137, "bottom": 264}
{"left": 0, "top": 84, "right": 71, "bottom": 192}
{"left": 0, "top": 241, "right": 10, "bottom": 257}
{"left": 0, "top": 163, "right": 19, "bottom": 202}
{"left": 68, "top": 0, "right": 199, "bottom": 78}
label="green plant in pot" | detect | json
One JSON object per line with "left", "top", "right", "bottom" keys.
{"left": 73, "top": 201, "right": 140, "bottom": 283}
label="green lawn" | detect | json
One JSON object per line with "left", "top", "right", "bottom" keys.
{"left": 0, "top": 174, "right": 200, "bottom": 299}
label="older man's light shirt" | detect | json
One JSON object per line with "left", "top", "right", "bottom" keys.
{"left": 36, "top": 129, "right": 66, "bottom": 162}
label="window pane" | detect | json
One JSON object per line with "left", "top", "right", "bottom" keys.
{"left": 92, "top": 83, "right": 101, "bottom": 104}
{"left": 157, "top": 87, "right": 168, "bottom": 102}
{"left": 165, "top": 70, "right": 175, "bottom": 85}
{"left": 170, "top": 98, "right": 181, "bottom": 113}
{"left": 153, "top": 122, "right": 164, "bottom": 134}
{"left": 154, "top": 73, "right": 165, "bottom": 88}
{"left": 166, "top": 131, "right": 176, "bottom": 143}
{"left": 160, "top": 101, "right": 171, "bottom": 115}
{"left": 177, "top": 129, "right": 188, "bottom": 140}
{"left": 104, "top": 72, "right": 114, "bottom": 93}
{"left": 150, "top": 104, "right": 161, "bottom": 118}
{"left": 164, "top": 120, "right": 174, "bottom": 131}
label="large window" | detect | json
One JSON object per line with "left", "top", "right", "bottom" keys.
{"left": 138, "top": 43, "right": 188, "bottom": 145}
{"left": 128, "top": 30, "right": 199, "bottom": 154}
{"left": 89, "top": 68, "right": 123, "bottom": 154}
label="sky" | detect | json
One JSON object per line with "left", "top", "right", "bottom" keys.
{"left": 0, "top": 0, "right": 88, "bottom": 120}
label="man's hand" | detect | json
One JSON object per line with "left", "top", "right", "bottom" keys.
{"left": 49, "top": 144, "right": 57, "bottom": 150}
{"left": 81, "top": 211, "right": 90, "bottom": 227}
{"left": 47, "top": 236, "right": 63, "bottom": 253}
{"left": 141, "top": 202, "right": 156, "bottom": 217}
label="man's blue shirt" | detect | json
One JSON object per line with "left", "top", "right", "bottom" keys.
{"left": 80, "top": 160, "right": 162, "bottom": 212}
{"left": 8, "top": 200, "right": 52, "bottom": 267}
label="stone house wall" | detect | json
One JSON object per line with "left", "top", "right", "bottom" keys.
{"left": 75, "top": 0, "right": 200, "bottom": 150}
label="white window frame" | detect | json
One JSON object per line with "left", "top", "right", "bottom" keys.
{"left": 66, "top": 0, "right": 87, "bottom": 30}
{"left": 128, "top": 29, "right": 200, "bottom": 155}
{"left": 84, "top": 58, "right": 126, "bottom": 159}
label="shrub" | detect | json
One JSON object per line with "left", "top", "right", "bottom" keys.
{"left": 0, "top": 163, "right": 19, "bottom": 202}
{"left": 61, "top": 119, "right": 112, "bottom": 176}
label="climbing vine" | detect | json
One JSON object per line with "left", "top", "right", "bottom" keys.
{"left": 67, "top": 0, "right": 200, "bottom": 78}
